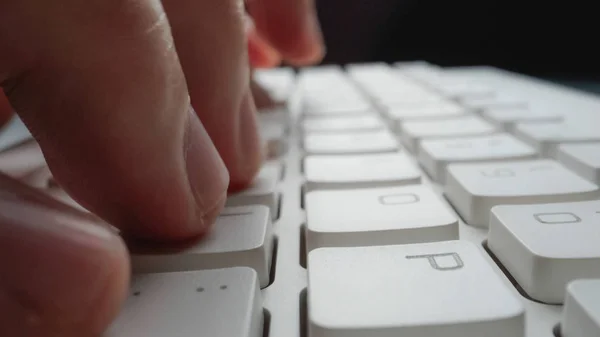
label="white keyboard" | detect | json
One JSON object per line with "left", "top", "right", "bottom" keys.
{"left": 2, "top": 62, "right": 600, "bottom": 337}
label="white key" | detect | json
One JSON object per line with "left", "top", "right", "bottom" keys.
{"left": 385, "top": 101, "right": 468, "bottom": 130}
{"left": 556, "top": 142, "right": 600, "bottom": 183}
{"left": 253, "top": 67, "right": 295, "bottom": 104}
{"left": 227, "top": 162, "right": 280, "bottom": 219}
{"left": 302, "top": 115, "right": 385, "bottom": 133}
{"left": 445, "top": 159, "right": 600, "bottom": 226}
{"left": 258, "top": 114, "right": 287, "bottom": 159}
{"left": 308, "top": 241, "right": 525, "bottom": 337}
{"left": 562, "top": 279, "right": 600, "bottom": 337}
{"left": 436, "top": 81, "right": 495, "bottom": 99}
{"left": 461, "top": 95, "right": 528, "bottom": 111}
{"left": 106, "top": 268, "right": 263, "bottom": 337}
{"left": 302, "top": 96, "right": 373, "bottom": 116}
{"left": 305, "top": 185, "right": 458, "bottom": 251}
{"left": 0, "top": 139, "right": 46, "bottom": 178}
{"left": 488, "top": 201, "right": 600, "bottom": 303}
{"left": 399, "top": 115, "right": 497, "bottom": 152}
{"left": 131, "top": 206, "right": 273, "bottom": 287}
{"left": 481, "top": 107, "right": 563, "bottom": 131}
{"left": 304, "top": 130, "right": 398, "bottom": 155}
{"left": 514, "top": 121, "right": 600, "bottom": 157}
{"left": 418, "top": 133, "right": 537, "bottom": 183}
{"left": 304, "top": 153, "right": 421, "bottom": 191}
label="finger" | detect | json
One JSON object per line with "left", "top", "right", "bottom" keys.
{"left": 161, "top": 0, "right": 263, "bottom": 189}
{"left": 0, "top": 0, "right": 229, "bottom": 240}
{"left": 0, "top": 91, "right": 13, "bottom": 127}
{"left": 247, "top": 17, "right": 282, "bottom": 68}
{"left": 0, "top": 173, "right": 128, "bottom": 337}
{"left": 246, "top": 0, "right": 325, "bottom": 65}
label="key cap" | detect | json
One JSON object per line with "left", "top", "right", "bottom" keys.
{"left": 227, "top": 162, "right": 280, "bottom": 219}
{"left": 436, "top": 81, "right": 495, "bottom": 100}
{"left": 105, "top": 268, "right": 263, "bottom": 337}
{"left": 304, "top": 152, "right": 421, "bottom": 192}
{"left": 131, "top": 205, "right": 273, "bottom": 287}
{"left": 488, "top": 201, "right": 600, "bottom": 303}
{"left": 556, "top": 142, "right": 600, "bottom": 183}
{"left": 418, "top": 133, "right": 537, "bottom": 183}
{"left": 302, "top": 115, "right": 384, "bottom": 133}
{"left": 514, "top": 121, "right": 600, "bottom": 157}
{"left": 385, "top": 101, "right": 468, "bottom": 130}
{"left": 561, "top": 279, "right": 600, "bottom": 337}
{"left": 307, "top": 241, "right": 525, "bottom": 337}
{"left": 304, "top": 130, "right": 398, "bottom": 155}
{"left": 302, "top": 94, "right": 373, "bottom": 117}
{"left": 0, "top": 139, "right": 46, "bottom": 178}
{"left": 259, "top": 114, "right": 287, "bottom": 158}
{"left": 445, "top": 159, "right": 600, "bottom": 226}
{"left": 461, "top": 95, "right": 528, "bottom": 112}
{"left": 399, "top": 115, "right": 497, "bottom": 152}
{"left": 481, "top": 107, "right": 563, "bottom": 131}
{"left": 305, "top": 185, "right": 458, "bottom": 251}
{"left": 253, "top": 67, "right": 295, "bottom": 104}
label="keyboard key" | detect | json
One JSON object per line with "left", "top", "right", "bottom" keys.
{"left": 307, "top": 241, "right": 525, "bottom": 337}
{"left": 488, "top": 201, "right": 600, "bottom": 303}
{"left": 305, "top": 185, "right": 458, "bottom": 251}
{"left": 418, "top": 133, "right": 537, "bottom": 183}
{"left": 399, "top": 115, "right": 497, "bottom": 152}
{"left": 556, "top": 142, "right": 600, "bottom": 183}
{"left": 481, "top": 107, "right": 563, "bottom": 131}
{"left": 227, "top": 162, "right": 280, "bottom": 219}
{"left": 258, "top": 113, "right": 287, "bottom": 158}
{"left": 0, "top": 139, "right": 46, "bottom": 178}
{"left": 302, "top": 115, "right": 384, "bottom": 133}
{"left": 106, "top": 268, "right": 263, "bottom": 337}
{"left": 461, "top": 95, "right": 528, "bottom": 112}
{"left": 445, "top": 160, "right": 600, "bottom": 226}
{"left": 304, "top": 130, "right": 398, "bottom": 155}
{"left": 131, "top": 206, "right": 273, "bottom": 287}
{"left": 304, "top": 153, "right": 421, "bottom": 191}
{"left": 514, "top": 122, "right": 600, "bottom": 157}
{"left": 385, "top": 101, "right": 468, "bottom": 130}
{"left": 561, "top": 279, "right": 600, "bottom": 337}
{"left": 436, "top": 81, "right": 495, "bottom": 99}
{"left": 253, "top": 67, "right": 295, "bottom": 104}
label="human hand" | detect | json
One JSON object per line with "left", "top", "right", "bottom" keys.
{"left": 0, "top": 0, "right": 323, "bottom": 335}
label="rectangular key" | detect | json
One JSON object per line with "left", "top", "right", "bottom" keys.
{"left": 514, "top": 121, "right": 600, "bottom": 157}
{"left": 0, "top": 139, "right": 46, "bottom": 178}
{"left": 302, "top": 115, "right": 385, "bottom": 133}
{"left": 304, "top": 130, "right": 398, "bottom": 155}
{"left": 399, "top": 115, "right": 497, "bottom": 152}
{"left": 253, "top": 67, "right": 295, "bottom": 105}
{"left": 131, "top": 205, "right": 273, "bottom": 288}
{"left": 481, "top": 107, "right": 563, "bottom": 131}
{"left": 562, "top": 279, "right": 600, "bottom": 337}
{"left": 556, "top": 142, "right": 600, "bottom": 183}
{"left": 418, "top": 133, "right": 537, "bottom": 183}
{"left": 105, "top": 268, "right": 263, "bottom": 337}
{"left": 308, "top": 241, "right": 525, "bottom": 337}
{"left": 304, "top": 153, "right": 421, "bottom": 192}
{"left": 461, "top": 95, "right": 528, "bottom": 112}
{"left": 488, "top": 201, "right": 600, "bottom": 303}
{"left": 305, "top": 185, "right": 458, "bottom": 251}
{"left": 445, "top": 159, "right": 600, "bottom": 226}
{"left": 385, "top": 101, "right": 468, "bottom": 130}
{"left": 227, "top": 162, "right": 280, "bottom": 219}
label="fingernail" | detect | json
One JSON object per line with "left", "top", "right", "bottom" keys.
{"left": 229, "top": 90, "right": 263, "bottom": 190}
{"left": 184, "top": 107, "right": 230, "bottom": 226}
{"left": 0, "top": 175, "right": 126, "bottom": 333}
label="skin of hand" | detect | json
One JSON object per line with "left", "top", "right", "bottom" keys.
{"left": 0, "top": 0, "right": 324, "bottom": 335}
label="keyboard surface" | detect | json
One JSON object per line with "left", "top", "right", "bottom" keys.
{"left": 2, "top": 62, "right": 600, "bottom": 337}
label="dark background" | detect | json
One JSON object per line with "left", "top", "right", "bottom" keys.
{"left": 314, "top": 0, "right": 600, "bottom": 91}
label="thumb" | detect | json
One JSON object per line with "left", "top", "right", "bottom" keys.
{"left": 0, "top": 173, "right": 128, "bottom": 337}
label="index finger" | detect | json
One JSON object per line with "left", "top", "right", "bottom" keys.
{"left": 246, "top": 0, "right": 325, "bottom": 65}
